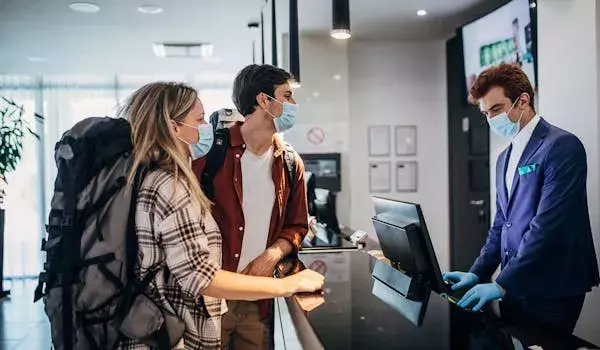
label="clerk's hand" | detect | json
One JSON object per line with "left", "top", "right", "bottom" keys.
{"left": 442, "top": 271, "right": 479, "bottom": 291}
{"left": 457, "top": 283, "right": 506, "bottom": 312}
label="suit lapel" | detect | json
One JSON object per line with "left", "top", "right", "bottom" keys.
{"left": 506, "top": 119, "right": 549, "bottom": 212}
{"left": 498, "top": 146, "right": 511, "bottom": 212}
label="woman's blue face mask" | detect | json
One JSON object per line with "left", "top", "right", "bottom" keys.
{"left": 177, "top": 122, "right": 214, "bottom": 160}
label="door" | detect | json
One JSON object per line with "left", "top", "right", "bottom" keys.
{"left": 446, "top": 36, "right": 491, "bottom": 273}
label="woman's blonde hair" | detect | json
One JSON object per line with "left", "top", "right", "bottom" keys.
{"left": 121, "top": 82, "right": 211, "bottom": 214}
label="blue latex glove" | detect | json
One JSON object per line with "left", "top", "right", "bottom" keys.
{"left": 457, "top": 283, "right": 506, "bottom": 312}
{"left": 442, "top": 271, "right": 479, "bottom": 291}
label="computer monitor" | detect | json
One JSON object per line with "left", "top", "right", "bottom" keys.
{"left": 305, "top": 171, "right": 317, "bottom": 217}
{"left": 314, "top": 189, "right": 340, "bottom": 235}
{"left": 371, "top": 197, "right": 447, "bottom": 295}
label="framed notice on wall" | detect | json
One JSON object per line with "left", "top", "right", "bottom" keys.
{"left": 369, "top": 161, "right": 391, "bottom": 193}
{"left": 368, "top": 125, "right": 391, "bottom": 157}
{"left": 395, "top": 126, "right": 417, "bottom": 156}
{"left": 396, "top": 161, "right": 418, "bottom": 192}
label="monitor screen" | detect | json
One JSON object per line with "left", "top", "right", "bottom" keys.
{"left": 371, "top": 197, "right": 447, "bottom": 295}
{"left": 315, "top": 189, "right": 340, "bottom": 234}
{"left": 462, "top": 0, "right": 536, "bottom": 99}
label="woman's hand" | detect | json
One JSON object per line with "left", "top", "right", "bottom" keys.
{"left": 282, "top": 269, "right": 325, "bottom": 297}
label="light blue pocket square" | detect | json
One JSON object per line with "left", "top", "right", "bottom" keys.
{"left": 518, "top": 164, "right": 537, "bottom": 176}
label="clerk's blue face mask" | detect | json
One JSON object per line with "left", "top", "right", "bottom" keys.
{"left": 486, "top": 96, "right": 525, "bottom": 139}
{"left": 177, "top": 122, "right": 214, "bottom": 160}
{"left": 262, "top": 94, "right": 299, "bottom": 132}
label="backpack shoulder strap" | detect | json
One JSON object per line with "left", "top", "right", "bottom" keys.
{"left": 209, "top": 110, "right": 220, "bottom": 132}
{"left": 201, "top": 129, "right": 230, "bottom": 200}
{"left": 283, "top": 142, "right": 298, "bottom": 198}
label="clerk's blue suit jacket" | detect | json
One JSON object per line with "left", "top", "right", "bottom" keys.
{"left": 470, "top": 118, "right": 600, "bottom": 299}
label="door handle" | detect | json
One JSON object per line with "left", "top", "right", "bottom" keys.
{"left": 478, "top": 209, "right": 487, "bottom": 223}
{"left": 470, "top": 200, "right": 485, "bottom": 206}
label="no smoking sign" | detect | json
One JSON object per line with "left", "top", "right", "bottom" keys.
{"left": 309, "top": 259, "right": 327, "bottom": 275}
{"left": 307, "top": 127, "right": 325, "bottom": 145}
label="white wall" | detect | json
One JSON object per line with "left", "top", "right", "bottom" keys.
{"left": 536, "top": 0, "right": 600, "bottom": 344}
{"left": 347, "top": 40, "right": 450, "bottom": 270}
{"left": 289, "top": 37, "right": 450, "bottom": 270}
{"left": 282, "top": 35, "right": 352, "bottom": 225}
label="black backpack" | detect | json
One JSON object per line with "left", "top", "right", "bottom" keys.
{"left": 201, "top": 111, "right": 297, "bottom": 200}
{"left": 35, "top": 117, "right": 179, "bottom": 350}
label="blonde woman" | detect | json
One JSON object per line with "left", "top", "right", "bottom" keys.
{"left": 119, "top": 82, "right": 324, "bottom": 349}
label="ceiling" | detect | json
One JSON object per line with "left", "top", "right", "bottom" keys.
{"left": 295, "top": 0, "right": 489, "bottom": 39}
{"left": 0, "top": 0, "right": 491, "bottom": 77}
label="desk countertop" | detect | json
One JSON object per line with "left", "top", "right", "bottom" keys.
{"left": 275, "top": 250, "right": 599, "bottom": 350}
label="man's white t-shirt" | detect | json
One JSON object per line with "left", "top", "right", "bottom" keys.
{"left": 237, "top": 146, "right": 276, "bottom": 272}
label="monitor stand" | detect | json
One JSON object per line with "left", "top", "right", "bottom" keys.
{"left": 372, "top": 259, "right": 428, "bottom": 301}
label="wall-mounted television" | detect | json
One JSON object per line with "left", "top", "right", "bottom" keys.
{"left": 462, "top": 0, "right": 537, "bottom": 100}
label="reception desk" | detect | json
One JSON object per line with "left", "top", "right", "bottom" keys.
{"left": 274, "top": 250, "right": 599, "bottom": 350}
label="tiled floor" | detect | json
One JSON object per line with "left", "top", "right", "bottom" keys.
{"left": 0, "top": 279, "right": 52, "bottom": 350}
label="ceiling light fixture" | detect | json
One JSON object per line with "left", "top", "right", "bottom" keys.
{"left": 152, "top": 42, "right": 214, "bottom": 58}
{"left": 247, "top": 21, "right": 260, "bottom": 64}
{"left": 138, "top": 5, "right": 163, "bottom": 14}
{"left": 28, "top": 56, "right": 48, "bottom": 63}
{"left": 331, "top": 0, "right": 351, "bottom": 40}
{"left": 247, "top": 21, "right": 260, "bottom": 32}
{"left": 69, "top": 2, "right": 100, "bottom": 13}
{"left": 152, "top": 43, "right": 166, "bottom": 57}
{"left": 290, "top": 0, "right": 301, "bottom": 85}
{"left": 333, "top": 74, "right": 342, "bottom": 81}
{"left": 417, "top": 9, "right": 427, "bottom": 16}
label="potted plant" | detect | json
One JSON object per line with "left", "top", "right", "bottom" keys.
{"left": 0, "top": 96, "right": 43, "bottom": 299}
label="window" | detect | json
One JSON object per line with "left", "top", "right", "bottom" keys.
{"left": 2, "top": 91, "right": 43, "bottom": 277}
{"left": 0, "top": 75, "right": 233, "bottom": 278}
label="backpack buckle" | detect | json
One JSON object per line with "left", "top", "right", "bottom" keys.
{"left": 62, "top": 215, "right": 74, "bottom": 228}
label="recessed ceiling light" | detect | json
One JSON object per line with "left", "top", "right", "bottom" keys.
{"left": 417, "top": 9, "right": 427, "bottom": 16}
{"left": 529, "top": 2, "right": 537, "bottom": 8}
{"left": 333, "top": 74, "right": 342, "bottom": 81}
{"left": 28, "top": 56, "right": 48, "bottom": 63}
{"left": 152, "top": 43, "right": 166, "bottom": 57}
{"left": 312, "top": 91, "right": 320, "bottom": 98}
{"left": 331, "top": 29, "right": 351, "bottom": 40}
{"left": 138, "top": 5, "right": 163, "bottom": 14}
{"left": 69, "top": 2, "right": 100, "bottom": 13}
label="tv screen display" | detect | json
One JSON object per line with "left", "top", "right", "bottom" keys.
{"left": 462, "top": 0, "right": 536, "bottom": 99}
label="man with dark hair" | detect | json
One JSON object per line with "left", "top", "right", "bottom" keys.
{"left": 444, "top": 63, "right": 599, "bottom": 334}
{"left": 193, "top": 64, "right": 308, "bottom": 349}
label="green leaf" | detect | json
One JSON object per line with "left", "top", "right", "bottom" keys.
{"left": 0, "top": 95, "right": 44, "bottom": 173}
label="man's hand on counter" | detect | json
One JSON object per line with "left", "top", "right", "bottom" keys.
{"left": 242, "top": 239, "right": 293, "bottom": 277}
{"left": 241, "top": 248, "right": 282, "bottom": 277}
{"left": 457, "top": 282, "right": 506, "bottom": 312}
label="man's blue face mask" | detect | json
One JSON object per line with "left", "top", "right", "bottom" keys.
{"left": 487, "top": 96, "right": 525, "bottom": 139}
{"left": 262, "top": 94, "right": 299, "bottom": 133}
